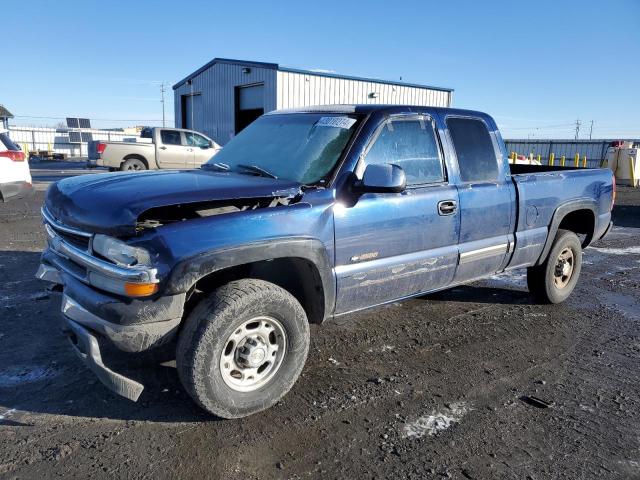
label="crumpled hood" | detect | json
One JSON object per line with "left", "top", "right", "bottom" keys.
{"left": 45, "top": 169, "right": 302, "bottom": 236}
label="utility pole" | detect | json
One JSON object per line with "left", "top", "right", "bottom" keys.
{"left": 589, "top": 120, "right": 594, "bottom": 140}
{"left": 160, "top": 82, "right": 166, "bottom": 127}
{"left": 574, "top": 119, "right": 581, "bottom": 140}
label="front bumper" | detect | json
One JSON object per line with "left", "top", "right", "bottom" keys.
{"left": 36, "top": 259, "right": 184, "bottom": 402}
{"left": 36, "top": 259, "right": 183, "bottom": 352}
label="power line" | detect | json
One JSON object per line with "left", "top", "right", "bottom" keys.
{"left": 14, "top": 115, "right": 172, "bottom": 122}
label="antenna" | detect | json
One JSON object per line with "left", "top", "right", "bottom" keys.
{"left": 574, "top": 119, "right": 581, "bottom": 140}
{"left": 589, "top": 120, "right": 594, "bottom": 140}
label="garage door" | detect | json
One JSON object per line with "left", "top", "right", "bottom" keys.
{"left": 235, "top": 84, "right": 264, "bottom": 134}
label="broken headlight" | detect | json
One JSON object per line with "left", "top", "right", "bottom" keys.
{"left": 92, "top": 234, "right": 151, "bottom": 267}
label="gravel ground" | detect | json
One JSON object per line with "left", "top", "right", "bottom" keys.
{"left": 1, "top": 165, "right": 639, "bottom": 479}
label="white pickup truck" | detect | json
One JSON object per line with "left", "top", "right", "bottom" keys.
{"left": 88, "top": 127, "right": 221, "bottom": 171}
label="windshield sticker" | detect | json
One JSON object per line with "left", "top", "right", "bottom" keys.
{"left": 315, "top": 116, "right": 356, "bottom": 129}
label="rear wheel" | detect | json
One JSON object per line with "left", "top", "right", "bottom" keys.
{"left": 527, "top": 229, "right": 582, "bottom": 304}
{"left": 176, "top": 279, "right": 310, "bottom": 419}
{"left": 121, "top": 158, "right": 146, "bottom": 171}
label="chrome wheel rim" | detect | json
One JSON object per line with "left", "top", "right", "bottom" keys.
{"left": 553, "top": 247, "right": 574, "bottom": 289}
{"left": 219, "top": 316, "right": 287, "bottom": 392}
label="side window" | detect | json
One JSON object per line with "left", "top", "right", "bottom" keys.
{"left": 160, "top": 130, "right": 182, "bottom": 146}
{"left": 185, "top": 132, "right": 210, "bottom": 148}
{"left": 363, "top": 117, "right": 444, "bottom": 185}
{"left": 447, "top": 117, "right": 499, "bottom": 183}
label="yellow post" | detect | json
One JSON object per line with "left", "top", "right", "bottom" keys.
{"left": 630, "top": 156, "right": 637, "bottom": 187}
{"left": 561, "top": 155, "right": 566, "bottom": 166}
{"left": 509, "top": 152, "right": 514, "bottom": 163}
{"left": 537, "top": 154, "right": 541, "bottom": 164}
{"left": 582, "top": 155, "right": 587, "bottom": 168}
{"left": 529, "top": 153, "right": 534, "bottom": 164}
{"left": 48, "top": 142, "right": 52, "bottom": 154}
{"left": 574, "top": 153, "right": 579, "bottom": 167}
{"left": 549, "top": 152, "right": 555, "bottom": 166}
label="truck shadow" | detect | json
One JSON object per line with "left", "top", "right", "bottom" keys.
{"left": 612, "top": 203, "right": 640, "bottom": 228}
{"left": 423, "top": 284, "right": 532, "bottom": 305}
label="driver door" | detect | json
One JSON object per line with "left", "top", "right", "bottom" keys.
{"left": 333, "top": 115, "right": 460, "bottom": 314}
{"left": 185, "top": 131, "right": 218, "bottom": 168}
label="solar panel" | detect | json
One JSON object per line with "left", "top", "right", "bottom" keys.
{"left": 79, "top": 118, "right": 91, "bottom": 129}
{"left": 66, "top": 117, "right": 79, "bottom": 128}
{"left": 69, "top": 131, "right": 82, "bottom": 143}
{"left": 81, "top": 132, "right": 93, "bottom": 142}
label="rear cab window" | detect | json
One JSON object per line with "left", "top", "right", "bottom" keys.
{"left": 446, "top": 117, "right": 499, "bottom": 183}
{"left": 361, "top": 116, "right": 445, "bottom": 186}
{"left": 160, "top": 130, "right": 182, "bottom": 146}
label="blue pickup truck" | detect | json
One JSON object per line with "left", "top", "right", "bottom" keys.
{"left": 36, "top": 105, "right": 614, "bottom": 418}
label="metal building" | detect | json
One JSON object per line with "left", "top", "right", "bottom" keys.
{"left": 173, "top": 58, "right": 453, "bottom": 145}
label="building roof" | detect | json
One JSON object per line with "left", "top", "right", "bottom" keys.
{"left": 268, "top": 104, "right": 486, "bottom": 118}
{"left": 173, "top": 58, "right": 453, "bottom": 93}
{"left": 0, "top": 105, "right": 14, "bottom": 119}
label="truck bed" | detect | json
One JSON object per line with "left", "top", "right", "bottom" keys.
{"left": 506, "top": 163, "right": 614, "bottom": 269}
{"left": 510, "top": 163, "right": 598, "bottom": 175}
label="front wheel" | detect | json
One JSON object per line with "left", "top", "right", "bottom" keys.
{"left": 176, "top": 279, "right": 310, "bottom": 419}
{"left": 527, "top": 229, "right": 582, "bottom": 304}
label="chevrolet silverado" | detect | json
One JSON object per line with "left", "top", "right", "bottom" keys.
{"left": 37, "top": 105, "right": 614, "bottom": 418}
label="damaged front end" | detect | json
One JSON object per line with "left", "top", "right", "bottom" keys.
{"left": 135, "top": 192, "right": 301, "bottom": 232}
{"left": 37, "top": 169, "right": 305, "bottom": 402}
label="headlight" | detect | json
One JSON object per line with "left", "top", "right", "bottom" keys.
{"left": 92, "top": 234, "right": 151, "bottom": 266}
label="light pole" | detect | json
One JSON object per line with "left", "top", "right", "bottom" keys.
{"left": 160, "top": 83, "right": 166, "bottom": 127}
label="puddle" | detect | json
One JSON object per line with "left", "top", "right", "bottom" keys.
{"left": 590, "top": 246, "right": 640, "bottom": 256}
{"left": 403, "top": 402, "right": 472, "bottom": 438}
{"left": 598, "top": 291, "right": 640, "bottom": 320}
{"left": 0, "top": 366, "right": 61, "bottom": 387}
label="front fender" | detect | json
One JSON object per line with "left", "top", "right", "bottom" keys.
{"left": 163, "top": 237, "right": 336, "bottom": 320}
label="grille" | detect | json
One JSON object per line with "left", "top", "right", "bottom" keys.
{"left": 43, "top": 208, "right": 92, "bottom": 252}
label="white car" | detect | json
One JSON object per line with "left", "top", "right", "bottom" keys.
{"left": 0, "top": 129, "right": 33, "bottom": 201}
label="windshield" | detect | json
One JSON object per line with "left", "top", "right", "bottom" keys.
{"left": 203, "top": 113, "right": 361, "bottom": 184}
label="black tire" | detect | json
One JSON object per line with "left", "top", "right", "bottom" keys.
{"left": 527, "top": 229, "right": 582, "bottom": 304}
{"left": 176, "top": 279, "right": 310, "bottom": 419}
{"left": 121, "top": 158, "right": 147, "bottom": 171}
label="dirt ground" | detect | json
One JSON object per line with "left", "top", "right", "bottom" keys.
{"left": 1, "top": 164, "right": 639, "bottom": 479}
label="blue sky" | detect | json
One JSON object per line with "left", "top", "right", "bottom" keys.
{"left": 2, "top": 0, "right": 638, "bottom": 138}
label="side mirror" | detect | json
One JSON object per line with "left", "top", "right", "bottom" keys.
{"left": 208, "top": 140, "right": 215, "bottom": 148}
{"left": 354, "top": 163, "right": 406, "bottom": 193}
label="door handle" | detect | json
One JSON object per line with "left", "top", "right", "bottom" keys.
{"left": 159, "top": 146, "right": 167, "bottom": 150}
{"left": 438, "top": 200, "right": 457, "bottom": 215}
